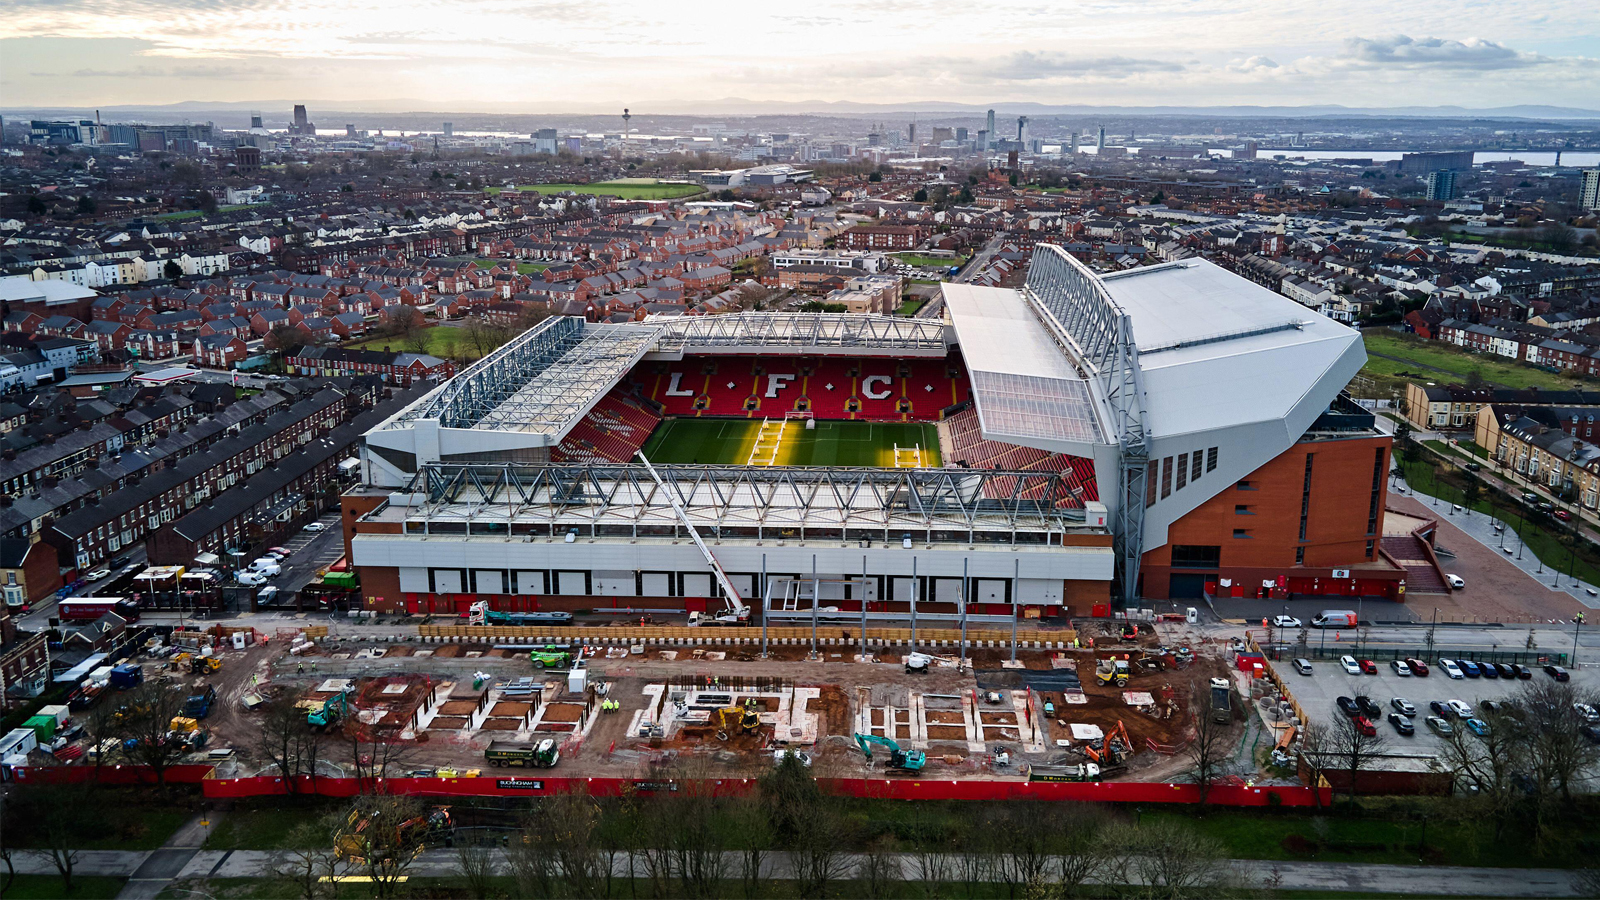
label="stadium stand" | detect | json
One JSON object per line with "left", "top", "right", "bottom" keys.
{"left": 631, "top": 354, "right": 971, "bottom": 421}
{"left": 551, "top": 389, "right": 664, "bottom": 464}
{"left": 941, "top": 407, "right": 1097, "bottom": 506}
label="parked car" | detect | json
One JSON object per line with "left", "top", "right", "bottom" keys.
{"left": 235, "top": 570, "right": 267, "bottom": 586}
{"left": 1459, "top": 660, "right": 1482, "bottom": 678}
{"left": 1480, "top": 700, "right": 1507, "bottom": 716}
{"left": 1340, "top": 656, "right": 1362, "bottom": 675}
{"left": 1359, "top": 659, "right": 1378, "bottom": 674}
{"left": 1479, "top": 661, "right": 1500, "bottom": 680}
{"left": 1465, "top": 717, "right": 1491, "bottom": 737}
{"left": 85, "top": 568, "right": 110, "bottom": 581}
{"left": 1392, "top": 697, "right": 1417, "bottom": 717}
{"left": 1446, "top": 574, "right": 1466, "bottom": 589}
{"left": 1271, "top": 615, "right": 1302, "bottom": 628}
{"left": 1512, "top": 664, "right": 1533, "bottom": 680}
{"left": 1336, "top": 696, "right": 1362, "bottom": 718}
{"left": 1430, "top": 700, "right": 1456, "bottom": 719}
{"left": 303, "top": 522, "right": 328, "bottom": 532}
{"left": 1447, "top": 699, "right": 1474, "bottom": 719}
{"left": 268, "top": 546, "right": 292, "bottom": 558}
{"left": 1355, "top": 696, "right": 1381, "bottom": 719}
{"left": 108, "top": 556, "right": 131, "bottom": 569}
{"left": 1390, "top": 659, "right": 1412, "bottom": 677}
{"left": 1574, "top": 703, "right": 1600, "bottom": 724}
{"left": 1581, "top": 725, "right": 1600, "bottom": 745}
{"left": 1389, "top": 713, "right": 1415, "bottom": 736}
{"left": 1440, "top": 659, "right": 1464, "bottom": 679}
{"left": 1494, "top": 663, "right": 1516, "bottom": 679}
{"left": 1292, "top": 658, "right": 1314, "bottom": 676}
{"left": 1406, "top": 658, "right": 1430, "bottom": 676}
{"left": 1426, "top": 716, "right": 1455, "bottom": 737}
{"left": 1545, "top": 665, "right": 1571, "bottom": 682}
{"left": 1353, "top": 716, "right": 1377, "bottom": 737}
{"left": 1556, "top": 510, "right": 1572, "bottom": 521}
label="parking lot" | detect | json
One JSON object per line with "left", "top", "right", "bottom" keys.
{"left": 1281, "top": 654, "right": 1587, "bottom": 753}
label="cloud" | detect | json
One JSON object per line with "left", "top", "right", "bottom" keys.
{"left": 1226, "top": 55, "right": 1279, "bottom": 73}
{"left": 1340, "top": 35, "right": 1533, "bottom": 69}
{"left": 59, "top": 65, "right": 257, "bottom": 79}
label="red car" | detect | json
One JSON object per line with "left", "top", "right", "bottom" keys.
{"left": 1359, "top": 659, "right": 1378, "bottom": 674}
{"left": 1405, "top": 658, "right": 1430, "bottom": 676}
{"left": 1353, "top": 716, "right": 1377, "bottom": 736}
{"left": 1555, "top": 510, "right": 1572, "bottom": 521}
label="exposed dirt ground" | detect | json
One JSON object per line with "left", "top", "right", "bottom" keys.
{"left": 125, "top": 625, "right": 1237, "bottom": 783}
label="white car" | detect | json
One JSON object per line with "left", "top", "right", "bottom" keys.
{"left": 1271, "top": 615, "right": 1302, "bottom": 628}
{"left": 774, "top": 748, "right": 813, "bottom": 767}
{"left": 235, "top": 570, "right": 267, "bottom": 586}
{"left": 1390, "top": 659, "right": 1412, "bottom": 677}
{"left": 1447, "top": 699, "right": 1473, "bottom": 719}
{"left": 1445, "top": 574, "right": 1466, "bottom": 590}
{"left": 1439, "top": 658, "right": 1465, "bottom": 679}
{"left": 1339, "top": 655, "right": 1362, "bottom": 675}
{"left": 85, "top": 569, "right": 110, "bottom": 581}
{"left": 250, "top": 560, "right": 282, "bottom": 577}
{"left": 303, "top": 522, "right": 328, "bottom": 532}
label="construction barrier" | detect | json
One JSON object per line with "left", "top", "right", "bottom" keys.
{"left": 417, "top": 624, "right": 1077, "bottom": 647}
{"left": 191, "top": 771, "right": 1326, "bottom": 806}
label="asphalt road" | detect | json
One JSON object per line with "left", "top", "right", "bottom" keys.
{"left": 10, "top": 848, "right": 1584, "bottom": 897}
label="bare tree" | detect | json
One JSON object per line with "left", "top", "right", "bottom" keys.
{"left": 1106, "top": 819, "right": 1233, "bottom": 900}
{"left": 791, "top": 801, "right": 853, "bottom": 899}
{"left": 117, "top": 682, "right": 196, "bottom": 796}
{"left": 724, "top": 791, "right": 773, "bottom": 899}
{"left": 333, "top": 794, "right": 434, "bottom": 899}
{"left": 519, "top": 788, "right": 607, "bottom": 899}
{"left": 12, "top": 784, "right": 94, "bottom": 894}
{"left": 1186, "top": 682, "right": 1235, "bottom": 806}
{"left": 346, "top": 731, "right": 414, "bottom": 785}
{"left": 856, "top": 835, "right": 901, "bottom": 899}
{"left": 461, "top": 317, "right": 510, "bottom": 360}
{"left": 1051, "top": 804, "right": 1113, "bottom": 898}
{"left": 455, "top": 842, "right": 500, "bottom": 900}
{"left": 1301, "top": 712, "right": 1389, "bottom": 807}
{"left": 256, "top": 692, "right": 331, "bottom": 791}
{"left": 260, "top": 818, "right": 346, "bottom": 900}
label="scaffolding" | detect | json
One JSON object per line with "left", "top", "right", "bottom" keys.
{"left": 647, "top": 311, "right": 948, "bottom": 355}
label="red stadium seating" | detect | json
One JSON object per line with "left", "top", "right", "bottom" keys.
{"left": 940, "top": 407, "right": 1097, "bottom": 506}
{"left": 552, "top": 389, "right": 664, "bottom": 464}
{"left": 629, "top": 354, "right": 970, "bottom": 422}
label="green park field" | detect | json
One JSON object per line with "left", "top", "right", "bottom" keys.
{"left": 641, "top": 418, "right": 941, "bottom": 468}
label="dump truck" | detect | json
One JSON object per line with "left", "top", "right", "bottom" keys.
{"left": 1028, "top": 762, "right": 1101, "bottom": 782}
{"left": 484, "top": 738, "right": 560, "bottom": 768}
{"left": 1209, "top": 677, "right": 1232, "bottom": 724}
{"left": 1095, "top": 658, "right": 1131, "bottom": 687}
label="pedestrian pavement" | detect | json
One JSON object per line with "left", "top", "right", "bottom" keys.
{"left": 113, "top": 810, "right": 220, "bottom": 900}
{"left": 11, "top": 848, "right": 1583, "bottom": 896}
{"left": 1396, "top": 471, "right": 1600, "bottom": 610}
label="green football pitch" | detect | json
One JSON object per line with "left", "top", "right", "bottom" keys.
{"left": 640, "top": 418, "right": 942, "bottom": 468}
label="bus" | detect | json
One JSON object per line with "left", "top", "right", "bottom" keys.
{"left": 58, "top": 597, "right": 141, "bottom": 623}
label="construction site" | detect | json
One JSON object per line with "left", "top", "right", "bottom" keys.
{"left": 56, "top": 610, "right": 1277, "bottom": 794}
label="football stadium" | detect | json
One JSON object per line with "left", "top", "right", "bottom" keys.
{"left": 350, "top": 245, "right": 1398, "bottom": 622}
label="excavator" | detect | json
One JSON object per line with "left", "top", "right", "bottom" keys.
{"left": 716, "top": 701, "right": 761, "bottom": 737}
{"left": 853, "top": 733, "right": 926, "bottom": 772}
{"left": 1083, "top": 720, "right": 1131, "bottom": 768}
{"left": 308, "top": 691, "right": 349, "bottom": 732}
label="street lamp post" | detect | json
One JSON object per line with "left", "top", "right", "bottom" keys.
{"left": 1573, "top": 614, "right": 1585, "bottom": 667}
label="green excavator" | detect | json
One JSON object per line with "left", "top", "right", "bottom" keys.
{"left": 308, "top": 691, "right": 349, "bottom": 731}
{"left": 852, "top": 733, "right": 926, "bottom": 772}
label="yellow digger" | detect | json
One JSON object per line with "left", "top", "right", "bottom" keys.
{"left": 715, "top": 701, "right": 761, "bottom": 738}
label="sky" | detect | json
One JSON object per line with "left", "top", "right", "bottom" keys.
{"left": 2, "top": 0, "right": 1599, "bottom": 112}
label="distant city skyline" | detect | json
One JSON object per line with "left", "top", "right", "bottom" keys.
{"left": 3, "top": 0, "right": 1598, "bottom": 109}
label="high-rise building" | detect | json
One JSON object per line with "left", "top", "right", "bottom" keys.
{"left": 290, "top": 105, "right": 315, "bottom": 135}
{"left": 1425, "top": 170, "right": 1458, "bottom": 201}
{"left": 976, "top": 130, "right": 988, "bottom": 152}
{"left": 955, "top": 127, "right": 968, "bottom": 143}
{"left": 1241, "top": 140, "right": 1259, "bottom": 160}
{"left": 1580, "top": 169, "right": 1600, "bottom": 212}
{"left": 1069, "top": 131, "right": 1079, "bottom": 154}
{"left": 249, "top": 112, "right": 264, "bottom": 131}
{"left": 1096, "top": 126, "right": 1106, "bottom": 150}
{"left": 931, "top": 126, "right": 954, "bottom": 143}
{"left": 534, "top": 128, "right": 559, "bottom": 155}
{"left": 1016, "top": 116, "right": 1029, "bottom": 146}
{"left": 345, "top": 124, "right": 357, "bottom": 138}
{"left": 443, "top": 122, "right": 454, "bottom": 138}
{"left": 907, "top": 123, "right": 916, "bottom": 145}
{"left": 985, "top": 109, "right": 996, "bottom": 148}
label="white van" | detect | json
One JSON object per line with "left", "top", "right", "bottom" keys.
{"left": 1311, "top": 610, "right": 1358, "bottom": 628}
